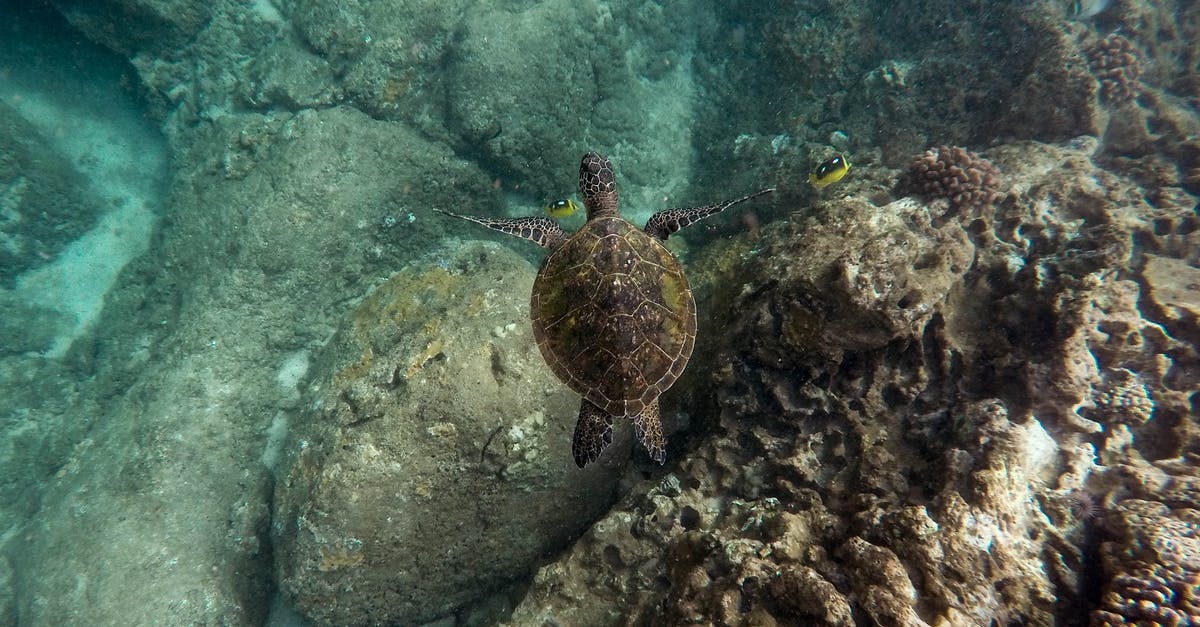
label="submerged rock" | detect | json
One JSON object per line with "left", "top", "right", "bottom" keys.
{"left": 273, "top": 241, "right": 623, "bottom": 626}
{"left": 503, "top": 138, "right": 1200, "bottom": 625}
{"left": 0, "top": 101, "right": 104, "bottom": 287}
{"left": 443, "top": 1, "right": 702, "bottom": 220}
{"left": 5, "top": 104, "right": 499, "bottom": 626}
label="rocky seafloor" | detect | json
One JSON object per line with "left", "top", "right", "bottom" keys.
{"left": 0, "top": 0, "right": 1197, "bottom": 625}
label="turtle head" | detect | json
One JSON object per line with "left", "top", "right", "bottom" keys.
{"left": 579, "top": 152, "right": 618, "bottom": 218}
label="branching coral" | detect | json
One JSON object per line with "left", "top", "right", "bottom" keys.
{"left": 1086, "top": 33, "right": 1143, "bottom": 105}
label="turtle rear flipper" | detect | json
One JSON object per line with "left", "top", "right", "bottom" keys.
{"left": 643, "top": 188, "right": 774, "bottom": 241}
{"left": 572, "top": 399, "right": 614, "bottom": 468}
{"left": 633, "top": 399, "right": 666, "bottom": 465}
{"left": 434, "top": 209, "right": 566, "bottom": 249}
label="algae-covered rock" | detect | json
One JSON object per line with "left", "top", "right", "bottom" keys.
{"left": 5, "top": 105, "right": 499, "bottom": 626}
{"left": 445, "top": 2, "right": 598, "bottom": 200}
{"left": 504, "top": 137, "right": 1200, "bottom": 625}
{"left": 738, "top": 195, "right": 974, "bottom": 358}
{"left": 0, "top": 293, "right": 67, "bottom": 355}
{"left": 49, "top": 0, "right": 215, "bottom": 55}
{"left": 443, "top": 1, "right": 701, "bottom": 220}
{"left": 273, "top": 241, "right": 623, "bottom": 625}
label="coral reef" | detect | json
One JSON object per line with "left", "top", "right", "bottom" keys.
{"left": 504, "top": 139, "right": 1200, "bottom": 625}
{"left": 5, "top": 0, "right": 1198, "bottom": 624}
{"left": 693, "top": 0, "right": 1099, "bottom": 204}
{"left": 1093, "top": 563, "right": 1200, "bottom": 626}
{"left": 1087, "top": 34, "right": 1143, "bottom": 105}
{"left": 1093, "top": 368, "right": 1154, "bottom": 426}
{"left": 1091, "top": 464, "right": 1200, "bottom": 626}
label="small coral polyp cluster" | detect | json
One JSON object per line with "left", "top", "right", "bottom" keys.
{"left": 1094, "top": 564, "right": 1198, "bottom": 626}
{"left": 1086, "top": 33, "right": 1143, "bottom": 105}
{"left": 905, "top": 145, "right": 1004, "bottom": 217}
{"left": 1092, "top": 497, "right": 1200, "bottom": 626}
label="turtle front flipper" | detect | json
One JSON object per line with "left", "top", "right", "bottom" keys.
{"left": 572, "top": 399, "right": 614, "bottom": 468}
{"left": 434, "top": 209, "right": 566, "bottom": 249}
{"left": 633, "top": 399, "right": 666, "bottom": 464}
{"left": 643, "top": 188, "right": 775, "bottom": 241}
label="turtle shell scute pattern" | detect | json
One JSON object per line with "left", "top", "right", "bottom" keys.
{"left": 531, "top": 216, "right": 696, "bottom": 417}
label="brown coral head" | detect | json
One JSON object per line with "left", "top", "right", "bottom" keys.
{"left": 904, "top": 145, "right": 1004, "bottom": 216}
{"left": 1092, "top": 565, "right": 1198, "bottom": 626}
{"left": 1086, "top": 33, "right": 1143, "bottom": 105}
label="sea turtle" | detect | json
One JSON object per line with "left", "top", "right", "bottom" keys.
{"left": 437, "top": 153, "right": 773, "bottom": 467}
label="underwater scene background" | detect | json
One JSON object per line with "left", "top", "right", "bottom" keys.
{"left": 1, "top": 0, "right": 1198, "bottom": 624}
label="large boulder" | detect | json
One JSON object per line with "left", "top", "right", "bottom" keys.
{"left": 273, "top": 241, "right": 625, "bottom": 625}
{"left": 442, "top": 0, "right": 703, "bottom": 222}
{"left": 49, "top": 0, "right": 215, "bottom": 55}
{"left": 5, "top": 105, "right": 500, "bottom": 625}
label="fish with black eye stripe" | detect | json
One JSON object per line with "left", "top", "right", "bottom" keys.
{"left": 809, "top": 154, "right": 851, "bottom": 189}
{"left": 543, "top": 198, "right": 581, "bottom": 218}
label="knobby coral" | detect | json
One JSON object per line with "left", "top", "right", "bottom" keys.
{"left": 1095, "top": 368, "right": 1155, "bottom": 425}
{"left": 1093, "top": 498, "right": 1200, "bottom": 626}
{"left": 1093, "top": 564, "right": 1200, "bottom": 626}
{"left": 903, "top": 145, "right": 1004, "bottom": 220}
{"left": 1086, "top": 33, "right": 1143, "bottom": 105}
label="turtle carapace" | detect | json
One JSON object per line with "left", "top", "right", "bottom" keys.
{"left": 436, "top": 153, "right": 773, "bottom": 467}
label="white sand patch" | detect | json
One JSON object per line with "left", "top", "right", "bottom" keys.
{"left": 250, "top": 0, "right": 284, "bottom": 24}
{"left": 261, "top": 411, "right": 291, "bottom": 473}
{"left": 276, "top": 350, "right": 311, "bottom": 391}
{"left": 0, "top": 12, "right": 166, "bottom": 357}
{"left": 15, "top": 202, "right": 156, "bottom": 356}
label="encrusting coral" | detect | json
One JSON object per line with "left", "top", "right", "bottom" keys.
{"left": 1094, "top": 368, "right": 1155, "bottom": 426}
{"left": 1086, "top": 33, "right": 1143, "bottom": 105}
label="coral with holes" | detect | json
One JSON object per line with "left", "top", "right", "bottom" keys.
{"left": 1093, "top": 565, "right": 1200, "bottom": 626}
{"left": 1094, "top": 369, "right": 1155, "bottom": 425}
{"left": 902, "top": 145, "right": 1004, "bottom": 222}
{"left": 1086, "top": 34, "right": 1143, "bottom": 105}
{"left": 503, "top": 138, "right": 1200, "bottom": 625}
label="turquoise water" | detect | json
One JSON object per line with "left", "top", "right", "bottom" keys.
{"left": 0, "top": 0, "right": 1197, "bottom": 625}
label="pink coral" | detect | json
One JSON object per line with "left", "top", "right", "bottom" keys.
{"left": 904, "top": 145, "right": 1004, "bottom": 219}
{"left": 1086, "top": 34, "right": 1143, "bottom": 105}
